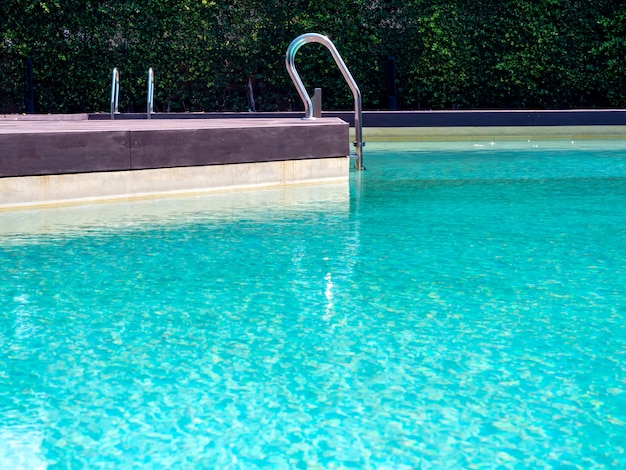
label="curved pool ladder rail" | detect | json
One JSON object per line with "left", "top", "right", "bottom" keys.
{"left": 110, "top": 67, "right": 120, "bottom": 120}
{"left": 286, "top": 33, "right": 364, "bottom": 170}
{"left": 147, "top": 67, "right": 154, "bottom": 119}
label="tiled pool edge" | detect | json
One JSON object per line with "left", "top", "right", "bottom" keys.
{"left": 359, "top": 125, "right": 626, "bottom": 141}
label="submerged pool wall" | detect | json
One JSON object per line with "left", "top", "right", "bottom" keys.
{"left": 335, "top": 110, "right": 626, "bottom": 141}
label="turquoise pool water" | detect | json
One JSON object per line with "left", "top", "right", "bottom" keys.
{"left": 1, "top": 141, "right": 626, "bottom": 468}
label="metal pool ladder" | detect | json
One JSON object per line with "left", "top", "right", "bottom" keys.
{"left": 286, "top": 33, "right": 364, "bottom": 170}
{"left": 110, "top": 67, "right": 154, "bottom": 119}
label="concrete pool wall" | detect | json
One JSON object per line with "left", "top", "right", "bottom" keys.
{"left": 0, "top": 117, "right": 350, "bottom": 209}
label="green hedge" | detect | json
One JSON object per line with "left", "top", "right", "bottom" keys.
{"left": 1, "top": 0, "right": 625, "bottom": 114}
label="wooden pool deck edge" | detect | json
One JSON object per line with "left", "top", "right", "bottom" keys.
{"left": 0, "top": 117, "right": 350, "bottom": 177}
{"left": 0, "top": 117, "right": 350, "bottom": 209}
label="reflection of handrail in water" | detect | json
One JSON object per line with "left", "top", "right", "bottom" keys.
{"left": 110, "top": 67, "right": 119, "bottom": 120}
{"left": 286, "top": 33, "right": 364, "bottom": 171}
{"left": 147, "top": 68, "right": 154, "bottom": 119}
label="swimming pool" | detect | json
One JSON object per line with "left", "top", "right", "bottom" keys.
{"left": 1, "top": 140, "right": 625, "bottom": 468}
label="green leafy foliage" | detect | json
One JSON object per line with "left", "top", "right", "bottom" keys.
{"left": 1, "top": 0, "right": 624, "bottom": 113}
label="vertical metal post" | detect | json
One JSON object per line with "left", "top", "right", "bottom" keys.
{"left": 147, "top": 68, "right": 154, "bottom": 119}
{"left": 110, "top": 67, "right": 119, "bottom": 120}
{"left": 313, "top": 88, "right": 322, "bottom": 118}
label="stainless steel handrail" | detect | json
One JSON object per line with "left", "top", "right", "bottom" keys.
{"left": 147, "top": 67, "right": 154, "bottom": 119}
{"left": 286, "top": 33, "right": 364, "bottom": 170}
{"left": 110, "top": 67, "right": 119, "bottom": 120}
